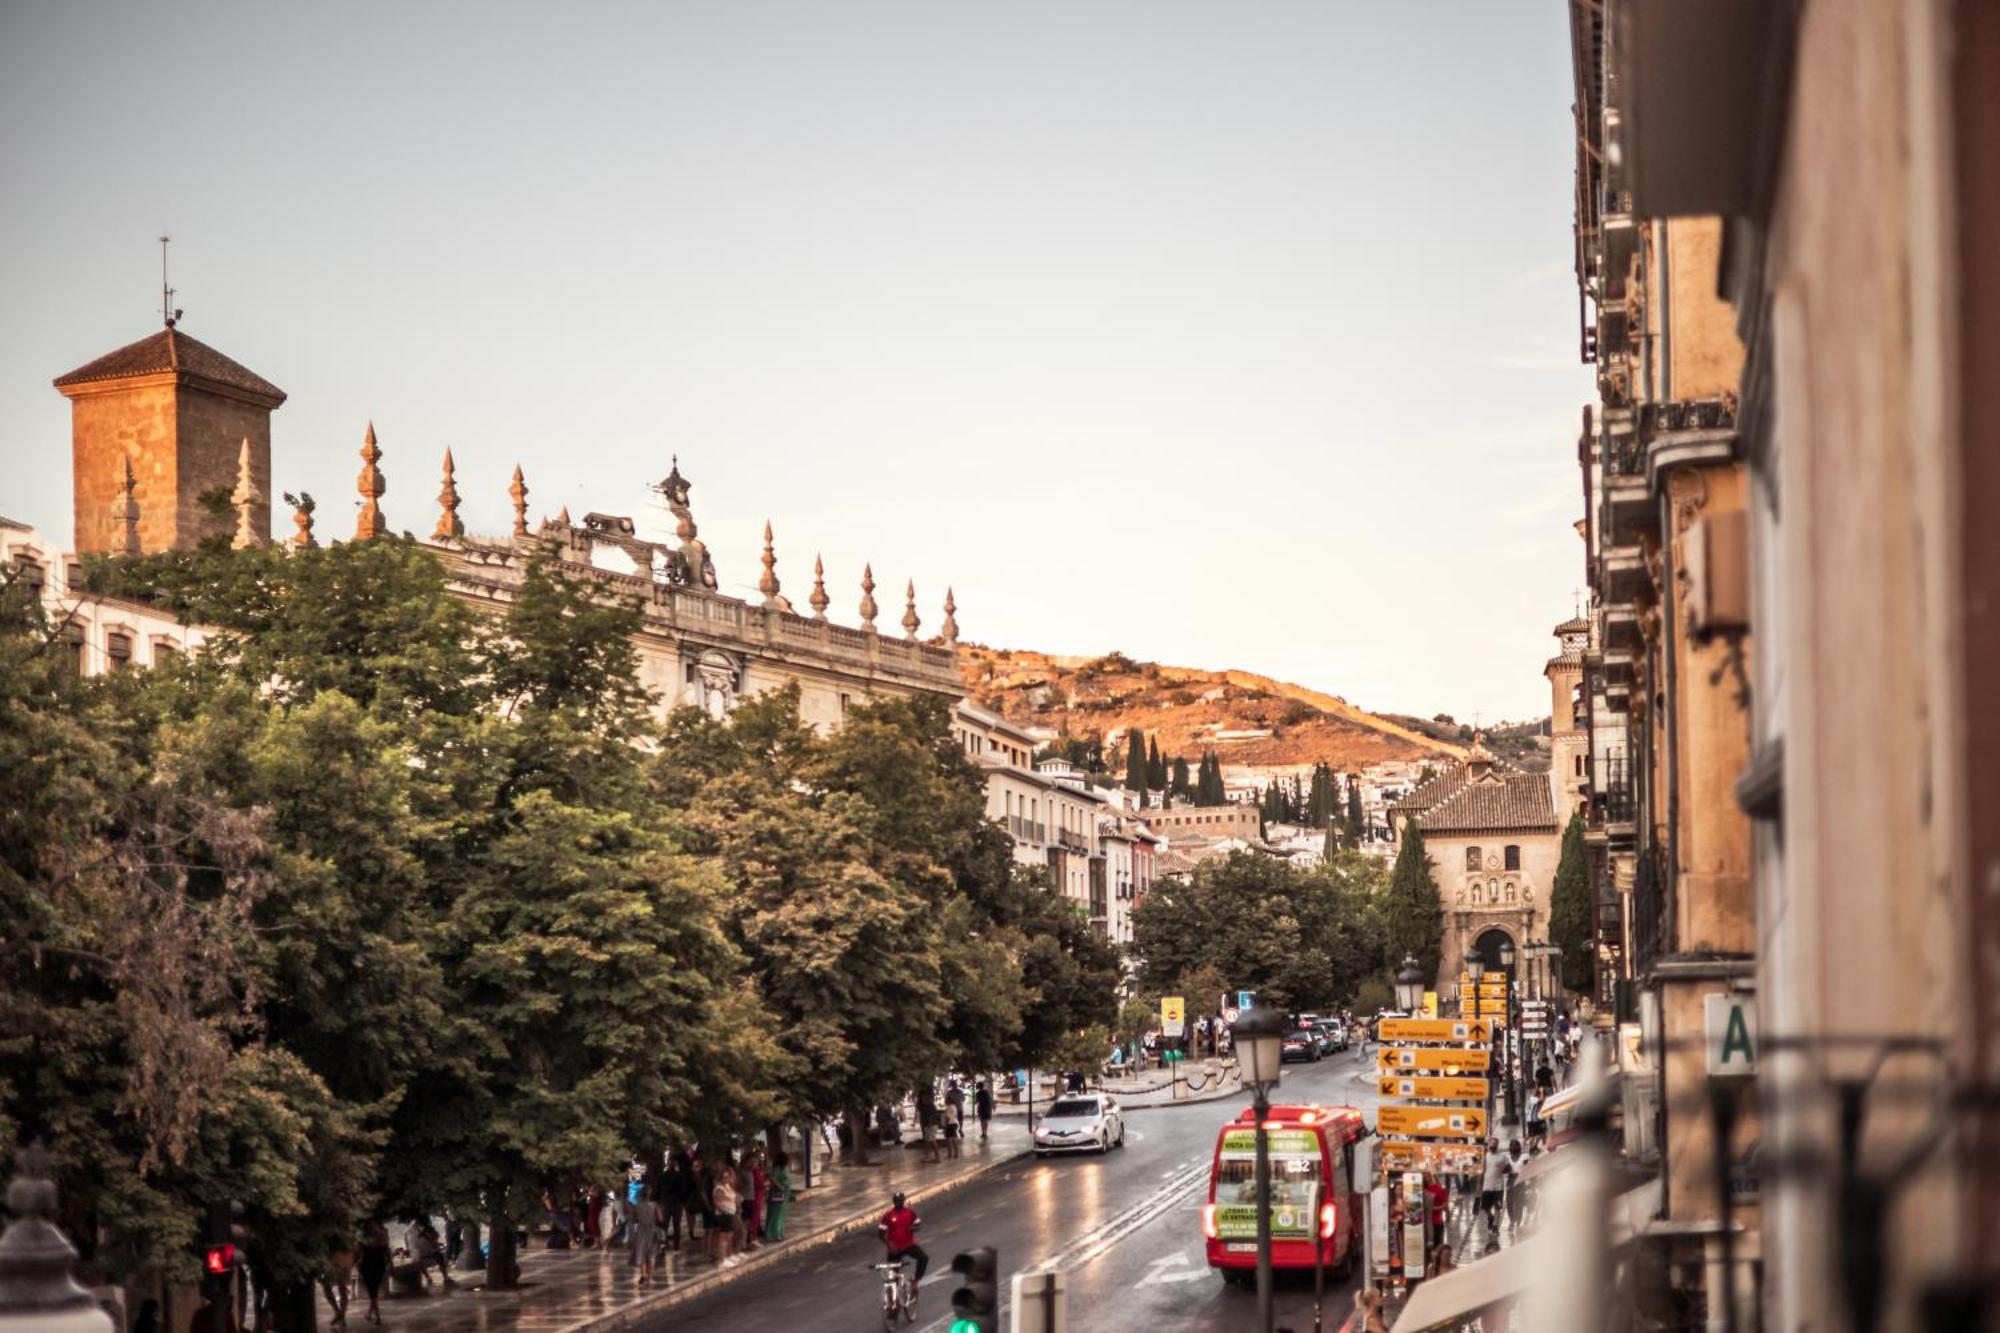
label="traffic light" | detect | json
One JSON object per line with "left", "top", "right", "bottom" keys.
{"left": 948, "top": 1246, "right": 998, "bottom": 1333}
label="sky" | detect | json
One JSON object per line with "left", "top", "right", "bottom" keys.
{"left": 0, "top": 0, "right": 1592, "bottom": 722}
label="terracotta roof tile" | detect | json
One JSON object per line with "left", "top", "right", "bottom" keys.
{"left": 54, "top": 327, "right": 286, "bottom": 402}
{"left": 1417, "top": 773, "right": 1556, "bottom": 833}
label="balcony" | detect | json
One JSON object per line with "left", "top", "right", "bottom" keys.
{"left": 1603, "top": 604, "right": 1642, "bottom": 651}
{"left": 1008, "top": 816, "right": 1047, "bottom": 844}
{"left": 1642, "top": 395, "right": 1740, "bottom": 484}
{"left": 1601, "top": 544, "right": 1649, "bottom": 604}
{"left": 1056, "top": 828, "right": 1090, "bottom": 854}
{"left": 1590, "top": 753, "right": 1637, "bottom": 845}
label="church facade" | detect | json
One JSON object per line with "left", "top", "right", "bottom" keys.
{"left": 1388, "top": 615, "right": 1590, "bottom": 993}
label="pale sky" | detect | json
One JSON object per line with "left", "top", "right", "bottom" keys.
{"left": 0, "top": 0, "right": 1592, "bottom": 721}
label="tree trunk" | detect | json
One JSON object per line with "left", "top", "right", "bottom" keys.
{"left": 486, "top": 1206, "right": 519, "bottom": 1290}
{"left": 844, "top": 1107, "right": 877, "bottom": 1166}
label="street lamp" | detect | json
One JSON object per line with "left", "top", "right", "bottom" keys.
{"left": 1231, "top": 1006, "right": 1288, "bottom": 1333}
{"left": 1497, "top": 939, "right": 1520, "bottom": 1127}
{"left": 1393, "top": 955, "right": 1424, "bottom": 1014}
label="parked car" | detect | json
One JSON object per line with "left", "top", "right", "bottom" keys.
{"left": 1033, "top": 1095, "right": 1126, "bottom": 1156}
{"left": 1326, "top": 1024, "right": 1351, "bottom": 1053}
{"left": 1308, "top": 1027, "right": 1336, "bottom": 1058}
{"left": 1281, "top": 1030, "right": 1319, "bottom": 1063}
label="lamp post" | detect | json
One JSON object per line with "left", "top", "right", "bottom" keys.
{"left": 1498, "top": 937, "right": 1520, "bottom": 1128}
{"left": 1394, "top": 955, "right": 1425, "bottom": 1015}
{"left": 1231, "top": 1006, "right": 1287, "bottom": 1333}
{"left": 0, "top": 1142, "right": 114, "bottom": 1333}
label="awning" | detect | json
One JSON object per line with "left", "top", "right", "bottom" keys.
{"left": 1536, "top": 1068, "right": 1622, "bottom": 1123}
{"left": 1389, "top": 1232, "right": 1552, "bottom": 1333}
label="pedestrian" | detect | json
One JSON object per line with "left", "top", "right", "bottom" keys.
{"left": 942, "top": 1098, "right": 962, "bottom": 1159}
{"left": 1424, "top": 1172, "right": 1448, "bottom": 1246}
{"left": 1535, "top": 1061, "right": 1555, "bottom": 1098}
{"left": 600, "top": 1187, "right": 625, "bottom": 1254}
{"left": 629, "top": 1187, "right": 661, "bottom": 1284}
{"left": 765, "top": 1150, "right": 793, "bottom": 1242}
{"left": 1478, "top": 1140, "right": 1508, "bottom": 1243}
{"left": 975, "top": 1079, "right": 994, "bottom": 1140}
{"left": 919, "top": 1093, "right": 942, "bottom": 1164}
{"left": 357, "top": 1220, "right": 390, "bottom": 1326}
{"left": 745, "top": 1151, "right": 767, "bottom": 1247}
{"left": 1504, "top": 1139, "right": 1528, "bottom": 1235}
{"left": 320, "top": 1237, "right": 356, "bottom": 1326}
{"left": 945, "top": 1078, "right": 965, "bottom": 1117}
{"left": 711, "top": 1167, "right": 741, "bottom": 1267}
{"left": 663, "top": 1151, "right": 694, "bottom": 1251}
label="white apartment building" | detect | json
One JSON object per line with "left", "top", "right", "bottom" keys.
{"left": 2, "top": 519, "right": 207, "bottom": 675}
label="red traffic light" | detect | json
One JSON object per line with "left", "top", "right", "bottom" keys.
{"left": 205, "top": 1243, "right": 235, "bottom": 1275}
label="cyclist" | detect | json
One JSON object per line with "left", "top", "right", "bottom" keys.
{"left": 877, "top": 1192, "right": 929, "bottom": 1300}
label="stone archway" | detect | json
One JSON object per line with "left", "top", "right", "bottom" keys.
{"left": 1472, "top": 926, "right": 1518, "bottom": 983}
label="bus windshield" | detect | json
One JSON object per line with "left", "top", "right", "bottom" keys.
{"left": 1212, "top": 1127, "right": 1323, "bottom": 1241}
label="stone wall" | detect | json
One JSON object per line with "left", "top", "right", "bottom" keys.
{"left": 70, "top": 380, "right": 177, "bottom": 553}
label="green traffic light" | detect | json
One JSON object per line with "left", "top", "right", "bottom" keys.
{"left": 948, "top": 1322, "right": 981, "bottom": 1333}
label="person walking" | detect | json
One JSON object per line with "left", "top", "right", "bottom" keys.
{"left": 745, "top": 1152, "right": 767, "bottom": 1248}
{"left": 1478, "top": 1141, "right": 1508, "bottom": 1247}
{"left": 1504, "top": 1140, "right": 1528, "bottom": 1236}
{"left": 628, "top": 1187, "right": 661, "bottom": 1285}
{"left": 765, "top": 1150, "right": 793, "bottom": 1242}
{"left": 662, "top": 1152, "right": 694, "bottom": 1251}
{"left": 357, "top": 1220, "right": 390, "bottom": 1326}
{"left": 975, "top": 1079, "right": 994, "bottom": 1140}
{"left": 319, "top": 1239, "right": 355, "bottom": 1327}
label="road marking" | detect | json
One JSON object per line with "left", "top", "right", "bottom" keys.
{"left": 910, "top": 1158, "right": 1211, "bottom": 1333}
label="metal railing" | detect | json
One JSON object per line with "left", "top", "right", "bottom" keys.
{"left": 1008, "top": 816, "right": 1047, "bottom": 843}
{"left": 1591, "top": 753, "right": 1635, "bottom": 829}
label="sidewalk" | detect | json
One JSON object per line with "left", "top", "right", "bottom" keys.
{"left": 319, "top": 1121, "right": 1030, "bottom": 1333}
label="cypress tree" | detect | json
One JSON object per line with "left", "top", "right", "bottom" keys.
{"left": 1170, "top": 756, "right": 1192, "bottom": 800}
{"left": 1344, "top": 774, "right": 1365, "bottom": 845}
{"left": 1383, "top": 824, "right": 1443, "bottom": 984}
{"left": 1123, "top": 729, "right": 1147, "bottom": 792}
{"left": 1195, "top": 752, "right": 1227, "bottom": 806}
{"left": 1147, "top": 737, "right": 1167, "bottom": 789}
{"left": 1550, "top": 810, "right": 1592, "bottom": 991}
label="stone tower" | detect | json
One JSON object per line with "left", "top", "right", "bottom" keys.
{"left": 1546, "top": 613, "right": 1591, "bottom": 821}
{"left": 55, "top": 325, "right": 286, "bottom": 554}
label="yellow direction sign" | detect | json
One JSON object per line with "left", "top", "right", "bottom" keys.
{"left": 1475, "top": 1005, "right": 1509, "bottom": 1020}
{"left": 1378, "top": 1075, "right": 1491, "bottom": 1101}
{"left": 1380, "top": 1046, "right": 1492, "bottom": 1072}
{"left": 1379, "top": 1018, "right": 1491, "bottom": 1043}
{"left": 1380, "top": 1140, "right": 1488, "bottom": 1174}
{"left": 1377, "top": 1105, "right": 1488, "bottom": 1140}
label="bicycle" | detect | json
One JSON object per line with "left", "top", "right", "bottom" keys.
{"left": 873, "top": 1256, "right": 916, "bottom": 1329}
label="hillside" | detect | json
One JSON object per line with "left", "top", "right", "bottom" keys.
{"left": 1380, "top": 713, "right": 1552, "bottom": 774}
{"left": 959, "top": 645, "right": 1469, "bottom": 772}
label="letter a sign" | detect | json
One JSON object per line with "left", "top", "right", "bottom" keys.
{"left": 1705, "top": 994, "right": 1757, "bottom": 1077}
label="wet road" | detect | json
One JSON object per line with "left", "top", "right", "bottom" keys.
{"left": 651, "top": 1046, "right": 1383, "bottom": 1333}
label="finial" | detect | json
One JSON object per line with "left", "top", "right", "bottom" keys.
{"left": 230, "top": 437, "right": 264, "bottom": 549}
{"left": 355, "top": 422, "right": 386, "bottom": 540}
{"left": 433, "top": 448, "right": 463, "bottom": 540}
{"left": 556, "top": 504, "right": 571, "bottom": 526}
{"left": 285, "top": 491, "right": 318, "bottom": 550}
{"left": 902, "top": 579, "right": 921, "bottom": 640}
{"left": 859, "top": 563, "right": 878, "bottom": 629}
{"left": 941, "top": 586, "right": 959, "bottom": 645}
{"left": 509, "top": 464, "right": 529, "bottom": 538}
{"left": 0, "top": 1140, "right": 102, "bottom": 1320}
{"left": 809, "top": 554, "right": 830, "bottom": 620}
{"left": 758, "top": 520, "right": 782, "bottom": 605}
{"left": 111, "top": 459, "right": 140, "bottom": 557}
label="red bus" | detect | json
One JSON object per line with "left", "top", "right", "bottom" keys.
{"left": 1203, "top": 1104, "right": 1367, "bottom": 1283}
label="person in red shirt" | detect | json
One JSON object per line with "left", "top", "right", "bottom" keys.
{"left": 877, "top": 1191, "right": 930, "bottom": 1289}
{"left": 1424, "top": 1174, "right": 1449, "bottom": 1245}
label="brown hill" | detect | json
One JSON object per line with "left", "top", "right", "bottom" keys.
{"left": 959, "top": 645, "right": 1466, "bottom": 771}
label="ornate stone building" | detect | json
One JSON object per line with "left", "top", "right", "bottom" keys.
{"left": 46, "top": 322, "right": 963, "bottom": 723}
{"left": 1387, "top": 615, "right": 1588, "bottom": 992}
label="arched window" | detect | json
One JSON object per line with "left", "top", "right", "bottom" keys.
{"left": 1504, "top": 845, "right": 1521, "bottom": 871}
{"left": 1465, "top": 846, "right": 1482, "bottom": 871}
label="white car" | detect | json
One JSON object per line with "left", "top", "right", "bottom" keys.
{"left": 1033, "top": 1095, "right": 1126, "bottom": 1156}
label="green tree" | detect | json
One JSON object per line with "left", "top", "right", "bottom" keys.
{"left": 1306, "top": 763, "right": 1336, "bottom": 828}
{"left": 1344, "top": 774, "right": 1365, "bottom": 845}
{"left": 1146, "top": 737, "right": 1167, "bottom": 790}
{"left": 1382, "top": 826, "right": 1443, "bottom": 984}
{"left": 1194, "top": 752, "right": 1227, "bottom": 806}
{"left": 1169, "top": 755, "right": 1192, "bottom": 800}
{"left": 1549, "top": 811, "right": 1593, "bottom": 991}
{"left": 1123, "top": 728, "right": 1147, "bottom": 792}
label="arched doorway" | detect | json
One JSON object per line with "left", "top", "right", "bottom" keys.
{"left": 1472, "top": 927, "right": 1517, "bottom": 982}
